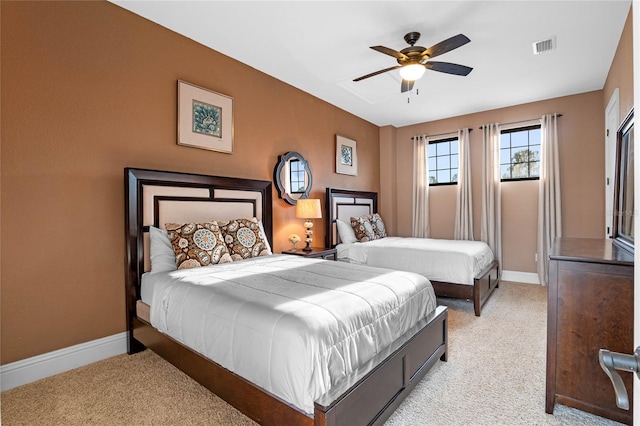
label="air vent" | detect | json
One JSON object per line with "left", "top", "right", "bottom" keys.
{"left": 533, "top": 37, "right": 556, "bottom": 55}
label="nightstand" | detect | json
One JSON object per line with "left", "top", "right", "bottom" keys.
{"left": 282, "top": 247, "right": 337, "bottom": 261}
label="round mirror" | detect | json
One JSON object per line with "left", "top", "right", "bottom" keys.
{"left": 274, "top": 151, "right": 313, "bottom": 205}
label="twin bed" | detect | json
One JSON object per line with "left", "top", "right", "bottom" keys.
{"left": 125, "top": 168, "right": 448, "bottom": 426}
{"left": 325, "top": 188, "right": 500, "bottom": 317}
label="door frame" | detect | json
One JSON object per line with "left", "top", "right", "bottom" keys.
{"left": 633, "top": 0, "right": 639, "bottom": 417}
{"left": 605, "top": 88, "right": 619, "bottom": 238}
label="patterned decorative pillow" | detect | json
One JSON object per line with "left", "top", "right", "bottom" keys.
{"left": 371, "top": 213, "right": 388, "bottom": 239}
{"left": 351, "top": 215, "right": 377, "bottom": 242}
{"left": 218, "top": 217, "right": 270, "bottom": 260}
{"left": 165, "top": 222, "right": 232, "bottom": 269}
{"left": 350, "top": 214, "right": 387, "bottom": 241}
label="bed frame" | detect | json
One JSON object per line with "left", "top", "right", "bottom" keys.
{"left": 325, "top": 187, "right": 500, "bottom": 317}
{"left": 124, "top": 168, "right": 448, "bottom": 426}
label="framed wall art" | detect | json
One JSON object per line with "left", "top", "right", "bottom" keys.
{"left": 336, "top": 134, "right": 357, "bottom": 176}
{"left": 177, "top": 80, "right": 233, "bottom": 153}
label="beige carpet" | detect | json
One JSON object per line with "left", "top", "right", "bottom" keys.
{"left": 1, "top": 282, "right": 624, "bottom": 425}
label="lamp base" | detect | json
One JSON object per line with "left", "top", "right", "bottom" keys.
{"left": 302, "top": 242, "right": 313, "bottom": 252}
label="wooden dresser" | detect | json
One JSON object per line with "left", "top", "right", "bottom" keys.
{"left": 546, "top": 237, "right": 633, "bottom": 424}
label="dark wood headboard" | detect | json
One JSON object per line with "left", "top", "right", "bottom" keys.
{"left": 124, "top": 167, "right": 272, "bottom": 353}
{"left": 325, "top": 187, "right": 378, "bottom": 248}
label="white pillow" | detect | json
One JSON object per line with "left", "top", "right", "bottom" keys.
{"left": 257, "top": 220, "right": 273, "bottom": 255}
{"left": 336, "top": 219, "right": 358, "bottom": 244}
{"left": 149, "top": 226, "right": 177, "bottom": 273}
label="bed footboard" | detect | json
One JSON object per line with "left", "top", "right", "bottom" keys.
{"left": 473, "top": 260, "right": 500, "bottom": 316}
{"left": 131, "top": 306, "right": 447, "bottom": 426}
{"left": 431, "top": 260, "right": 500, "bottom": 316}
{"left": 314, "top": 306, "right": 447, "bottom": 425}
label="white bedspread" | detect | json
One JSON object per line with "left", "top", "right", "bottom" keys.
{"left": 337, "top": 237, "right": 495, "bottom": 285}
{"left": 145, "top": 254, "right": 436, "bottom": 415}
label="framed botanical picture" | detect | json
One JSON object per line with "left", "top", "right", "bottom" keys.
{"left": 336, "top": 135, "right": 357, "bottom": 176}
{"left": 177, "top": 80, "right": 233, "bottom": 153}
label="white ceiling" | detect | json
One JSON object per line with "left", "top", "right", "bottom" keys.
{"left": 111, "top": 1, "right": 632, "bottom": 127}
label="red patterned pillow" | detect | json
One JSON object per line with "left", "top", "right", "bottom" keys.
{"left": 165, "top": 222, "right": 232, "bottom": 269}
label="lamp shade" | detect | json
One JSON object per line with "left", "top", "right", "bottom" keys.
{"left": 296, "top": 198, "right": 322, "bottom": 219}
{"left": 399, "top": 64, "right": 426, "bottom": 81}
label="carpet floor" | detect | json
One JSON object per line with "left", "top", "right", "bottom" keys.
{"left": 1, "top": 282, "right": 624, "bottom": 425}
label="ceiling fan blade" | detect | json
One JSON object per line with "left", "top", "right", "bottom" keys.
{"left": 401, "top": 79, "right": 415, "bottom": 93}
{"left": 421, "top": 34, "right": 471, "bottom": 59}
{"left": 370, "top": 45, "right": 409, "bottom": 61}
{"left": 424, "top": 61, "right": 473, "bottom": 76}
{"left": 353, "top": 65, "right": 401, "bottom": 82}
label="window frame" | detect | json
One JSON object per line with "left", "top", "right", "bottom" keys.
{"left": 428, "top": 136, "right": 459, "bottom": 186}
{"left": 499, "top": 124, "right": 541, "bottom": 182}
{"left": 288, "top": 158, "right": 306, "bottom": 194}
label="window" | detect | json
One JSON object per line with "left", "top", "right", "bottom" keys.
{"left": 612, "top": 108, "right": 634, "bottom": 252}
{"left": 500, "top": 125, "right": 541, "bottom": 181}
{"left": 428, "top": 137, "right": 459, "bottom": 185}
{"left": 289, "top": 159, "right": 306, "bottom": 193}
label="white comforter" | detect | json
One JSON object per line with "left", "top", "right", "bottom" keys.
{"left": 337, "top": 237, "right": 495, "bottom": 285}
{"left": 146, "top": 255, "right": 436, "bottom": 415}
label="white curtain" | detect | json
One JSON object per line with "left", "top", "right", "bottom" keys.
{"left": 537, "top": 114, "right": 562, "bottom": 286}
{"left": 412, "top": 135, "right": 430, "bottom": 237}
{"left": 481, "top": 123, "right": 502, "bottom": 266}
{"left": 455, "top": 128, "right": 474, "bottom": 240}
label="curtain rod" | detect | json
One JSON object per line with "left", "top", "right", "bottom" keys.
{"left": 478, "top": 114, "right": 563, "bottom": 130}
{"left": 411, "top": 128, "right": 473, "bottom": 141}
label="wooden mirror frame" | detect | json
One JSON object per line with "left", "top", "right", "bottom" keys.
{"left": 273, "top": 151, "right": 313, "bottom": 205}
{"left": 612, "top": 108, "right": 634, "bottom": 254}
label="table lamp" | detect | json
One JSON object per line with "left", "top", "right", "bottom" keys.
{"left": 296, "top": 198, "right": 322, "bottom": 251}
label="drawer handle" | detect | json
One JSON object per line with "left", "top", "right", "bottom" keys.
{"left": 598, "top": 347, "right": 640, "bottom": 410}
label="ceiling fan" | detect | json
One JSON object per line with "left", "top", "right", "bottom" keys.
{"left": 353, "top": 32, "right": 473, "bottom": 93}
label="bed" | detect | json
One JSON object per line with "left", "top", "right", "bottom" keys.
{"left": 326, "top": 187, "right": 500, "bottom": 316}
{"left": 125, "top": 168, "right": 448, "bottom": 426}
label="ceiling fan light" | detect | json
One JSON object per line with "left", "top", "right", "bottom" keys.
{"left": 399, "top": 64, "right": 425, "bottom": 81}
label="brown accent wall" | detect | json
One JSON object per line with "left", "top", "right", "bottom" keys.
{"left": 1, "top": 1, "right": 379, "bottom": 363}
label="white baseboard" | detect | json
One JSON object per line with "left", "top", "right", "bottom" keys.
{"left": 501, "top": 270, "right": 540, "bottom": 285}
{"left": 1, "top": 332, "right": 128, "bottom": 392}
